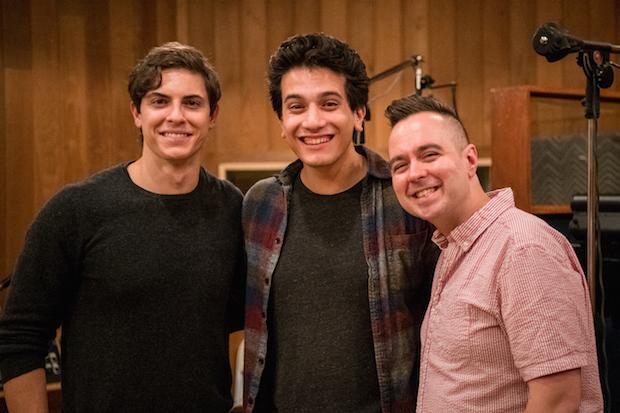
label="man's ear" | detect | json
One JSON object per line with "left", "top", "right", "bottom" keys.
{"left": 130, "top": 101, "right": 142, "bottom": 128}
{"left": 354, "top": 106, "right": 366, "bottom": 132}
{"left": 209, "top": 105, "right": 220, "bottom": 128}
{"left": 279, "top": 119, "right": 287, "bottom": 139}
{"left": 464, "top": 143, "right": 479, "bottom": 178}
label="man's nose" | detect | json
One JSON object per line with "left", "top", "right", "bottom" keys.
{"left": 301, "top": 104, "right": 326, "bottom": 129}
{"left": 408, "top": 160, "right": 428, "bottom": 180}
{"left": 166, "top": 102, "right": 185, "bottom": 122}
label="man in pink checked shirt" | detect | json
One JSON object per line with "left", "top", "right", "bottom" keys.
{"left": 386, "top": 94, "right": 603, "bottom": 412}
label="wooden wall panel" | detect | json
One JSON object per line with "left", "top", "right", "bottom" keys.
{"left": 105, "top": 1, "right": 141, "bottom": 168}
{"left": 2, "top": 0, "right": 620, "bottom": 283}
{"left": 293, "top": 0, "right": 320, "bottom": 35}
{"left": 32, "top": 1, "right": 62, "bottom": 208}
{"left": 402, "top": 0, "right": 429, "bottom": 98}
{"left": 213, "top": 1, "right": 242, "bottom": 168}
{"left": 59, "top": 4, "right": 89, "bottom": 184}
{"left": 155, "top": 0, "right": 179, "bottom": 47}
{"left": 84, "top": 1, "right": 113, "bottom": 172}
{"left": 347, "top": 0, "right": 374, "bottom": 70}
{"left": 427, "top": 0, "right": 458, "bottom": 143}
{"left": 589, "top": 0, "right": 616, "bottom": 45}
{"left": 320, "top": 0, "right": 347, "bottom": 40}
{"left": 265, "top": 0, "right": 295, "bottom": 155}
{"left": 236, "top": 0, "right": 270, "bottom": 162}
{"left": 367, "top": 0, "right": 402, "bottom": 154}
{"left": 509, "top": 1, "right": 537, "bottom": 86}
{"left": 482, "top": 0, "right": 511, "bottom": 151}
{"left": 535, "top": 0, "right": 564, "bottom": 87}
{"left": 0, "top": 2, "right": 5, "bottom": 279}
{"left": 456, "top": 0, "right": 483, "bottom": 149}
{"left": 4, "top": 0, "right": 34, "bottom": 281}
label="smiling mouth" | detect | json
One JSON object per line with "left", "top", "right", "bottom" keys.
{"left": 301, "top": 135, "right": 332, "bottom": 145}
{"left": 413, "top": 187, "right": 438, "bottom": 198}
{"left": 161, "top": 132, "right": 192, "bottom": 138}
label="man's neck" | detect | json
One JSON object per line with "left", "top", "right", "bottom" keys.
{"left": 127, "top": 157, "right": 201, "bottom": 195}
{"left": 299, "top": 150, "right": 367, "bottom": 195}
{"left": 436, "top": 183, "right": 491, "bottom": 236}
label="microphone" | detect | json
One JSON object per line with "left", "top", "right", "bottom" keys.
{"left": 415, "top": 65, "right": 422, "bottom": 94}
{"left": 532, "top": 22, "right": 620, "bottom": 62}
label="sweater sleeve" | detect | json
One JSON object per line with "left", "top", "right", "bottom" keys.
{"left": 220, "top": 177, "right": 246, "bottom": 333}
{"left": 0, "top": 190, "right": 78, "bottom": 383}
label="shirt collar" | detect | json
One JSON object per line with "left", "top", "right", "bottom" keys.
{"left": 432, "top": 188, "right": 515, "bottom": 251}
{"left": 276, "top": 145, "right": 391, "bottom": 187}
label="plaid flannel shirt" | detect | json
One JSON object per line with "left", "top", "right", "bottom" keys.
{"left": 242, "top": 146, "right": 438, "bottom": 413}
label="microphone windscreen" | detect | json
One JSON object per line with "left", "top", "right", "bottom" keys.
{"left": 532, "top": 22, "right": 581, "bottom": 62}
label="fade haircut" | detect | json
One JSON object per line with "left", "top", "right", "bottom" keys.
{"left": 385, "top": 94, "right": 469, "bottom": 144}
{"left": 267, "top": 33, "right": 369, "bottom": 118}
{"left": 128, "top": 42, "right": 221, "bottom": 115}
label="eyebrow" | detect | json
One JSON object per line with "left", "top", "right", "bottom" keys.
{"left": 144, "top": 92, "right": 168, "bottom": 99}
{"left": 144, "top": 91, "right": 205, "bottom": 100}
{"left": 416, "top": 143, "right": 443, "bottom": 153}
{"left": 388, "top": 143, "right": 444, "bottom": 168}
{"left": 283, "top": 90, "right": 343, "bottom": 102}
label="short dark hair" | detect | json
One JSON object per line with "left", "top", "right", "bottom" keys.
{"left": 385, "top": 94, "right": 469, "bottom": 143}
{"left": 128, "top": 42, "right": 221, "bottom": 114}
{"left": 267, "top": 33, "right": 369, "bottom": 118}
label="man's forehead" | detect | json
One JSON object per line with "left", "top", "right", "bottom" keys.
{"left": 145, "top": 75, "right": 207, "bottom": 99}
{"left": 283, "top": 89, "right": 343, "bottom": 101}
{"left": 401, "top": 111, "right": 452, "bottom": 129}
{"left": 282, "top": 67, "right": 346, "bottom": 92}
{"left": 392, "top": 112, "right": 465, "bottom": 147}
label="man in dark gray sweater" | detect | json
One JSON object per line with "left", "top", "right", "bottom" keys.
{"left": 0, "top": 42, "right": 245, "bottom": 412}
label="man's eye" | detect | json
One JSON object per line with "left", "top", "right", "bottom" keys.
{"left": 423, "top": 152, "right": 439, "bottom": 160}
{"left": 288, "top": 103, "right": 304, "bottom": 111}
{"left": 151, "top": 98, "right": 167, "bottom": 106}
{"left": 323, "top": 100, "right": 339, "bottom": 109}
{"left": 185, "top": 99, "right": 202, "bottom": 107}
{"left": 391, "top": 163, "right": 407, "bottom": 174}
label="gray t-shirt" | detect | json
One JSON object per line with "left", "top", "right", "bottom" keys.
{"left": 256, "top": 175, "right": 381, "bottom": 413}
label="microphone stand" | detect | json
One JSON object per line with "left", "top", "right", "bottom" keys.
{"left": 369, "top": 55, "right": 458, "bottom": 111}
{"left": 534, "top": 23, "right": 618, "bottom": 314}
{"left": 534, "top": 24, "right": 618, "bottom": 411}
{"left": 369, "top": 55, "right": 424, "bottom": 94}
{"left": 577, "top": 49, "right": 615, "bottom": 314}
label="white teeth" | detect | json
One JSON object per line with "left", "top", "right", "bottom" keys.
{"left": 303, "top": 136, "right": 330, "bottom": 145}
{"left": 415, "top": 187, "right": 436, "bottom": 198}
{"left": 162, "top": 132, "right": 190, "bottom": 138}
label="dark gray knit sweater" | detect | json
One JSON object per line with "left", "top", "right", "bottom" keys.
{"left": 0, "top": 164, "right": 245, "bottom": 412}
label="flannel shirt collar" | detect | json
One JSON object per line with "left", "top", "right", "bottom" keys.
{"left": 276, "top": 145, "right": 391, "bottom": 187}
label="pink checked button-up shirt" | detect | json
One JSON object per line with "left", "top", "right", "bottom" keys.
{"left": 417, "top": 188, "right": 603, "bottom": 412}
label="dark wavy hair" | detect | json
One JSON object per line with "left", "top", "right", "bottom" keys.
{"left": 128, "top": 42, "right": 221, "bottom": 114}
{"left": 267, "top": 33, "right": 369, "bottom": 118}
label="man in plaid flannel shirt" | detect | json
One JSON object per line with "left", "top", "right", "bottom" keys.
{"left": 242, "top": 33, "right": 438, "bottom": 413}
